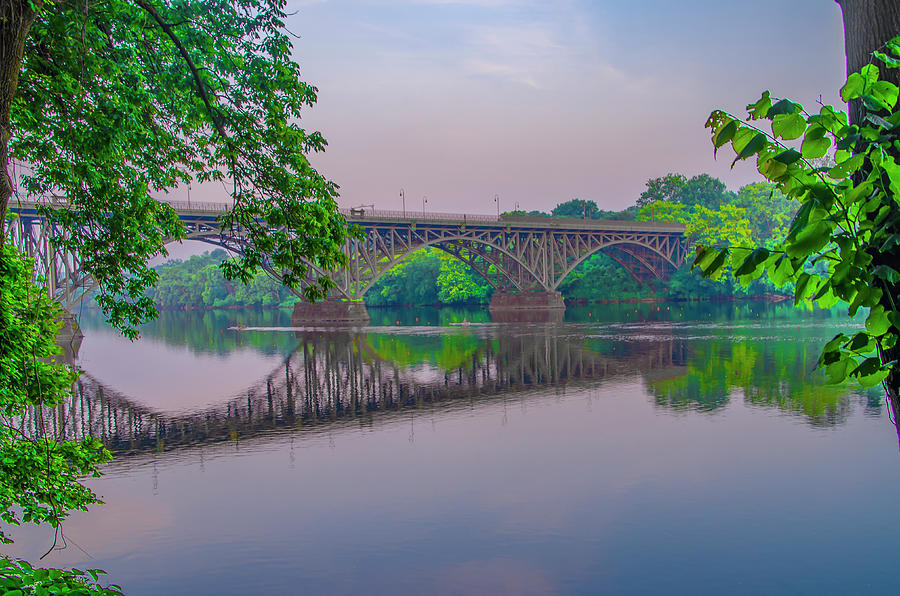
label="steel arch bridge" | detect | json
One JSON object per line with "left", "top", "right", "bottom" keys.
{"left": 6, "top": 200, "right": 687, "bottom": 309}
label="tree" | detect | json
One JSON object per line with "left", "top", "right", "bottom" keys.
{"left": 2, "top": 0, "right": 355, "bottom": 336}
{"left": 638, "top": 173, "right": 734, "bottom": 209}
{"left": 0, "top": 1, "right": 352, "bottom": 588}
{"left": 677, "top": 174, "right": 735, "bottom": 210}
{"left": 836, "top": 1, "right": 900, "bottom": 393}
{"left": 637, "top": 173, "right": 686, "bottom": 206}
{"left": 551, "top": 198, "right": 601, "bottom": 219}
{"left": 697, "top": 39, "right": 900, "bottom": 390}
{"left": 735, "top": 182, "right": 795, "bottom": 243}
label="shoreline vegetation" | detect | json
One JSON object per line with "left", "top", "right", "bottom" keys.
{"left": 145, "top": 174, "right": 797, "bottom": 311}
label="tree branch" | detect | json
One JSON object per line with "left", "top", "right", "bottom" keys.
{"left": 134, "top": 0, "right": 235, "bottom": 164}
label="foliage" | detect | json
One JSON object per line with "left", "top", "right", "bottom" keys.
{"left": 638, "top": 173, "right": 687, "bottom": 206}
{"left": 636, "top": 180, "right": 795, "bottom": 300}
{"left": 9, "top": 0, "right": 354, "bottom": 337}
{"left": 0, "top": 245, "right": 111, "bottom": 544}
{"left": 146, "top": 250, "right": 297, "bottom": 308}
{"left": 0, "top": 558, "right": 121, "bottom": 595}
{"left": 546, "top": 200, "right": 638, "bottom": 221}
{"left": 366, "top": 250, "right": 440, "bottom": 306}
{"left": 697, "top": 38, "right": 900, "bottom": 387}
{"left": 366, "top": 248, "right": 491, "bottom": 306}
{"left": 436, "top": 252, "right": 492, "bottom": 304}
{"left": 557, "top": 253, "right": 649, "bottom": 300}
{"left": 551, "top": 199, "right": 601, "bottom": 219}
{"left": 638, "top": 173, "right": 735, "bottom": 209}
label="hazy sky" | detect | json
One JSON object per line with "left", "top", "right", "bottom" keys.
{"left": 183, "top": 0, "right": 847, "bottom": 215}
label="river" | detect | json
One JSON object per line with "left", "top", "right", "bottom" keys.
{"left": 5, "top": 302, "right": 900, "bottom": 595}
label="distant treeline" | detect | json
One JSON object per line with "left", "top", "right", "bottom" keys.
{"left": 146, "top": 173, "right": 797, "bottom": 308}
{"left": 145, "top": 250, "right": 300, "bottom": 308}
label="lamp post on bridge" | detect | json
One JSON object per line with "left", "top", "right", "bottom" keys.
{"left": 494, "top": 194, "right": 500, "bottom": 218}
{"left": 423, "top": 195, "right": 427, "bottom": 217}
{"left": 400, "top": 188, "right": 406, "bottom": 217}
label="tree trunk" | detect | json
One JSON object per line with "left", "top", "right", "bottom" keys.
{"left": 0, "top": 1, "right": 40, "bottom": 241}
{"left": 836, "top": 0, "right": 900, "bottom": 425}
{"left": 836, "top": 0, "right": 900, "bottom": 126}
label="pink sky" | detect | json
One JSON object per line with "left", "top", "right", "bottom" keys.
{"left": 180, "top": 1, "right": 847, "bottom": 216}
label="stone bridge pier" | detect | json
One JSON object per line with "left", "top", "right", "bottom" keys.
{"left": 291, "top": 298, "right": 370, "bottom": 326}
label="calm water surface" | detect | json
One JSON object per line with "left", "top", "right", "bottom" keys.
{"left": 6, "top": 302, "right": 900, "bottom": 595}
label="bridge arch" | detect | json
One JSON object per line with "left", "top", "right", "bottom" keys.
{"left": 551, "top": 239, "right": 683, "bottom": 289}
{"left": 350, "top": 234, "right": 548, "bottom": 299}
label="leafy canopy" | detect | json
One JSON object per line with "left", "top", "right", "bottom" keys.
{"left": 11, "top": 0, "right": 353, "bottom": 337}
{"left": 696, "top": 37, "right": 900, "bottom": 388}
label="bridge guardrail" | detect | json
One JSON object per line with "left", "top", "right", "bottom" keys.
{"left": 340, "top": 208, "right": 499, "bottom": 222}
{"left": 162, "top": 200, "right": 231, "bottom": 213}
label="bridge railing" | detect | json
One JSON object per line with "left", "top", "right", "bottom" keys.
{"left": 340, "top": 208, "right": 499, "bottom": 222}
{"left": 11, "top": 197, "right": 233, "bottom": 214}
{"left": 161, "top": 200, "right": 231, "bottom": 213}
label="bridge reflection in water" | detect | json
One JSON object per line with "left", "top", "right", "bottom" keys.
{"left": 21, "top": 312, "right": 873, "bottom": 456}
{"left": 30, "top": 329, "right": 686, "bottom": 455}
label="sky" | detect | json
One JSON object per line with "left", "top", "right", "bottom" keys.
{"left": 240, "top": 0, "right": 849, "bottom": 216}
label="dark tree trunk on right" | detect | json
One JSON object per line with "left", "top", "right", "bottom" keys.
{"left": 836, "top": 0, "right": 900, "bottom": 416}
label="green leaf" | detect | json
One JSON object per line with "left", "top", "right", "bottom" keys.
{"left": 875, "top": 50, "right": 900, "bottom": 68}
{"left": 848, "top": 332, "right": 873, "bottom": 352}
{"left": 866, "top": 305, "right": 892, "bottom": 336}
{"left": 747, "top": 91, "right": 772, "bottom": 120}
{"left": 801, "top": 126, "right": 832, "bottom": 159}
{"left": 861, "top": 64, "right": 881, "bottom": 86}
{"left": 713, "top": 120, "right": 738, "bottom": 149}
{"left": 786, "top": 221, "right": 830, "bottom": 258}
{"left": 770, "top": 255, "right": 794, "bottom": 286}
{"left": 871, "top": 80, "right": 899, "bottom": 110}
{"left": 857, "top": 368, "right": 890, "bottom": 389}
{"left": 767, "top": 98, "right": 799, "bottom": 117}
{"left": 851, "top": 357, "right": 882, "bottom": 378}
{"left": 733, "top": 247, "right": 770, "bottom": 277}
{"left": 705, "top": 250, "right": 729, "bottom": 280}
{"left": 731, "top": 132, "right": 767, "bottom": 167}
{"left": 772, "top": 113, "right": 806, "bottom": 140}
{"left": 872, "top": 265, "right": 900, "bottom": 283}
{"left": 841, "top": 72, "right": 864, "bottom": 101}
{"left": 692, "top": 246, "right": 721, "bottom": 272}
{"left": 825, "top": 357, "right": 852, "bottom": 384}
{"left": 827, "top": 153, "right": 865, "bottom": 179}
{"left": 823, "top": 333, "right": 848, "bottom": 354}
{"left": 773, "top": 149, "right": 802, "bottom": 165}
{"left": 794, "top": 272, "right": 813, "bottom": 304}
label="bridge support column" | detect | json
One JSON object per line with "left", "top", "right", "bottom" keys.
{"left": 489, "top": 291, "right": 565, "bottom": 323}
{"left": 291, "top": 298, "right": 370, "bottom": 326}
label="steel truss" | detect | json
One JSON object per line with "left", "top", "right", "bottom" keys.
{"left": 6, "top": 203, "right": 687, "bottom": 307}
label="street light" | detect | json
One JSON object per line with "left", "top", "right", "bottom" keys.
{"left": 494, "top": 194, "right": 500, "bottom": 218}
{"left": 423, "top": 195, "right": 428, "bottom": 216}
{"left": 400, "top": 188, "right": 406, "bottom": 217}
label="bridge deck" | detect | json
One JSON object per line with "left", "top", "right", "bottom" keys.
{"left": 9, "top": 200, "right": 685, "bottom": 234}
